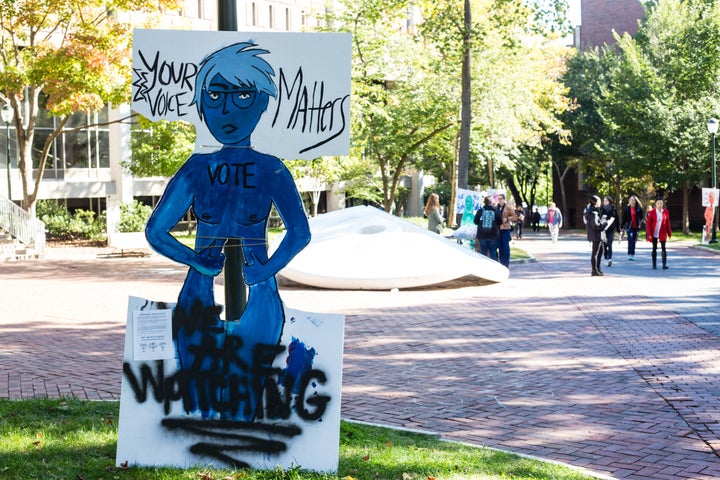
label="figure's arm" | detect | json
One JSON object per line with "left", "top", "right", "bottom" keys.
{"left": 243, "top": 166, "right": 310, "bottom": 285}
{"left": 145, "top": 168, "right": 224, "bottom": 277}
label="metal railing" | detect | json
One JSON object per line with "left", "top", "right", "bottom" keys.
{"left": 0, "top": 195, "right": 46, "bottom": 258}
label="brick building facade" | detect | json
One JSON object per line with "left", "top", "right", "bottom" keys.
{"left": 579, "top": 0, "right": 645, "bottom": 49}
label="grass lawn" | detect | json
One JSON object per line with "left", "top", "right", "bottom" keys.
{"left": 0, "top": 399, "right": 600, "bottom": 480}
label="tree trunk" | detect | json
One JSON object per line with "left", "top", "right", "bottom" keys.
{"left": 506, "top": 175, "right": 522, "bottom": 208}
{"left": 448, "top": 132, "right": 459, "bottom": 227}
{"left": 311, "top": 190, "right": 320, "bottom": 217}
{"left": 613, "top": 176, "right": 622, "bottom": 227}
{"left": 682, "top": 180, "right": 690, "bottom": 235}
{"left": 456, "top": 0, "right": 471, "bottom": 190}
{"left": 553, "top": 158, "right": 570, "bottom": 229}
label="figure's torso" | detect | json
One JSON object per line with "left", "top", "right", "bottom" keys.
{"left": 186, "top": 149, "right": 281, "bottom": 237}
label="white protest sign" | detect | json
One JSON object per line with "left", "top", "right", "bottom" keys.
{"left": 131, "top": 29, "right": 351, "bottom": 160}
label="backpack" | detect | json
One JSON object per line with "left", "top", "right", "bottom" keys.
{"left": 479, "top": 208, "right": 496, "bottom": 233}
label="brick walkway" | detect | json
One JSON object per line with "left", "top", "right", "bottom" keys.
{"left": 1, "top": 234, "right": 720, "bottom": 479}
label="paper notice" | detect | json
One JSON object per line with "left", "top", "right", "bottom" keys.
{"left": 133, "top": 309, "right": 174, "bottom": 361}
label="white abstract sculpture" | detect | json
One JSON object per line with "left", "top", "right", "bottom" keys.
{"left": 273, "top": 206, "right": 509, "bottom": 290}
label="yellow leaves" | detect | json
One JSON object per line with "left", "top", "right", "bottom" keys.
{"left": 400, "top": 474, "right": 437, "bottom": 480}
{"left": 196, "top": 472, "right": 247, "bottom": 480}
{"left": 31, "top": 431, "right": 43, "bottom": 448}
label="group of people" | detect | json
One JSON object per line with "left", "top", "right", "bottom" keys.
{"left": 472, "top": 193, "right": 517, "bottom": 267}
{"left": 585, "top": 194, "right": 672, "bottom": 276}
{"left": 425, "top": 191, "right": 673, "bottom": 276}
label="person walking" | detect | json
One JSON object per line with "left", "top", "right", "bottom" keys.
{"left": 622, "top": 195, "right": 644, "bottom": 261}
{"left": 646, "top": 196, "right": 672, "bottom": 269}
{"left": 474, "top": 196, "right": 502, "bottom": 260}
{"left": 585, "top": 195, "right": 608, "bottom": 276}
{"left": 531, "top": 207, "right": 541, "bottom": 232}
{"left": 514, "top": 205, "right": 525, "bottom": 239}
{"left": 546, "top": 202, "right": 563, "bottom": 243}
{"left": 424, "top": 193, "right": 444, "bottom": 234}
{"left": 601, "top": 196, "right": 620, "bottom": 267}
{"left": 495, "top": 194, "right": 517, "bottom": 267}
{"left": 703, "top": 191, "right": 715, "bottom": 244}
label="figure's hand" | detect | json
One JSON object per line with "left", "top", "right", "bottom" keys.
{"left": 243, "top": 251, "right": 272, "bottom": 285}
{"left": 193, "top": 250, "right": 225, "bottom": 277}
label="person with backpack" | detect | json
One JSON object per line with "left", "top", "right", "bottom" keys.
{"left": 474, "top": 196, "right": 502, "bottom": 261}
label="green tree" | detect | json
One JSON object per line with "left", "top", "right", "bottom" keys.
{"left": 330, "top": 0, "right": 457, "bottom": 213}
{"left": 331, "top": 0, "right": 573, "bottom": 218}
{"left": 128, "top": 116, "right": 196, "bottom": 177}
{"left": 0, "top": 0, "right": 179, "bottom": 215}
{"left": 565, "top": 0, "right": 720, "bottom": 232}
{"left": 286, "top": 156, "right": 346, "bottom": 217}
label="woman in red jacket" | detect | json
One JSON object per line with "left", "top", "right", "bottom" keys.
{"left": 646, "top": 196, "right": 672, "bottom": 269}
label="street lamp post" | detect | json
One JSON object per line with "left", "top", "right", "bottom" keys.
{"left": 217, "top": 0, "right": 247, "bottom": 321}
{"left": 707, "top": 118, "right": 718, "bottom": 243}
{"left": 1, "top": 104, "right": 13, "bottom": 200}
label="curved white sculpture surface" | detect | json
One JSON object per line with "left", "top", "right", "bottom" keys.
{"left": 273, "top": 206, "right": 509, "bottom": 290}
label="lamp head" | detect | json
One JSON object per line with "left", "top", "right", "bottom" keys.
{"left": 708, "top": 118, "right": 719, "bottom": 135}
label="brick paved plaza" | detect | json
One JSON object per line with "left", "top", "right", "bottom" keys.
{"left": 1, "top": 232, "right": 719, "bottom": 479}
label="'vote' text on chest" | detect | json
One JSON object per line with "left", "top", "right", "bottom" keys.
{"left": 207, "top": 162, "right": 256, "bottom": 188}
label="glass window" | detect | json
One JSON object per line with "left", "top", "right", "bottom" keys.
{"left": 202, "top": 0, "right": 217, "bottom": 21}
{"left": 93, "top": 131, "right": 110, "bottom": 168}
{"left": 32, "top": 128, "right": 51, "bottom": 170}
{"left": 63, "top": 130, "right": 89, "bottom": 169}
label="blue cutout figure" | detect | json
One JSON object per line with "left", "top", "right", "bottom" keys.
{"left": 145, "top": 43, "right": 310, "bottom": 421}
{"left": 461, "top": 194, "right": 475, "bottom": 225}
{"left": 461, "top": 194, "right": 476, "bottom": 250}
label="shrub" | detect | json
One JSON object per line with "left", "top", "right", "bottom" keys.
{"left": 117, "top": 200, "right": 153, "bottom": 232}
{"left": 37, "top": 200, "right": 106, "bottom": 241}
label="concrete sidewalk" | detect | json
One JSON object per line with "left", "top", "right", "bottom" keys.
{"left": 1, "top": 233, "right": 720, "bottom": 479}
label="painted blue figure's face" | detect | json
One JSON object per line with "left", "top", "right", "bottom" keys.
{"left": 201, "top": 74, "right": 269, "bottom": 146}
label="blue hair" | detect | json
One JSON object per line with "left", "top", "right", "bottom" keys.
{"left": 192, "top": 42, "right": 277, "bottom": 120}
